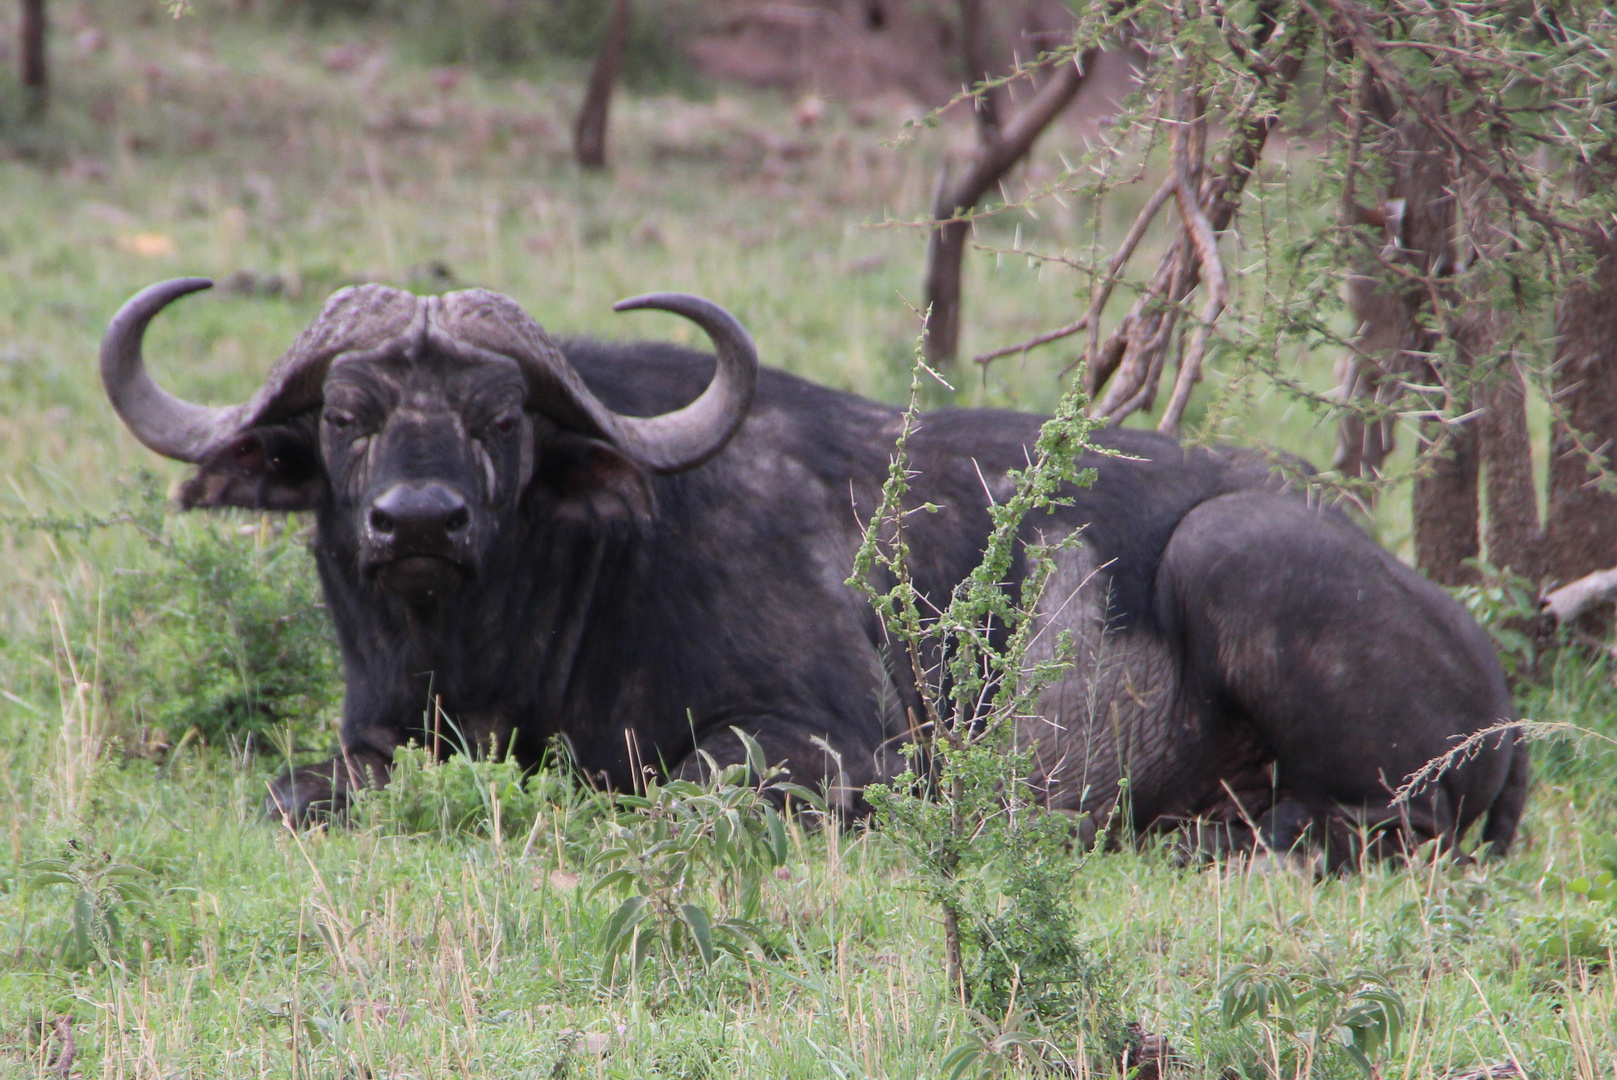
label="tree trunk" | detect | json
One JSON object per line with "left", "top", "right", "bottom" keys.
{"left": 922, "top": 55, "right": 1088, "bottom": 370}
{"left": 1476, "top": 358, "right": 1542, "bottom": 579}
{"left": 958, "top": 0, "right": 1002, "bottom": 145}
{"left": 21, "top": 0, "right": 47, "bottom": 115}
{"left": 923, "top": 211, "right": 971, "bottom": 367}
{"left": 1335, "top": 79, "right": 1493, "bottom": 584}
{"left": 572, "top": 0, "right": 631, "bottom": 171}
{"left": 1544, "top": 237, "right": 1617, "bottom": 588}
{"left": 1411, "top": 412, "right": 1481, "bottom": 585}
{"left": 1335, "top": 83, "right": 1451, "bottom": 485}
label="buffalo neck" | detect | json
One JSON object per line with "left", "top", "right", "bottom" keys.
{"left": 313, "top": 501, "right": 653, "bottom": 756}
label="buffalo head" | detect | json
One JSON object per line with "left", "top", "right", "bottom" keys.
{"left": 100, "top": 279, "right": 757, "bottom": 605}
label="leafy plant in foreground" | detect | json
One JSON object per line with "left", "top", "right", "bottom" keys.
{"left": 852, "top": 332, "right": 1126, "bottom": 1060}
{"left": 98, "top": 476, "right": 339, "bottom": 751}
{"left": 23, "top": 843, "right": 157, "bottom": 969}
{"left": 1216, "top": 957, "right": 1407, "bottom": 1078}
{"left": 590, "top": 729, "right": 813, "bottom": 988}
{"left": 357, "top": 740, "right": 587, "bottom": 840}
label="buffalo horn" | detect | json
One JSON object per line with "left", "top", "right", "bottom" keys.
{"left": 606, "top": 292, "right": 758, "bottom": 473}
{"left": 100, "top": 277, "right": 240, "bottom": 462}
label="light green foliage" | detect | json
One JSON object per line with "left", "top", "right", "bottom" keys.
{"left": 1, "top": 474, "right": 339, "bottom": 751}
{"left": 1216, "top": 958, "right": 1406, "bottom": 1078}
{"left": 96, "top": 477, "right": 340, "bottom": 750}
{"left": 854, "top": 338, "right": 1125, "bottom": 1063}
{"left": 357, "top": 741, "right": 586, "bottom": 839}
{"left": 590, "top": 732, "right": 812, "bottom": 987}
{"left": 1523, "top": 834, "right": 1617, "bottom": 965}
{"left": 22, "top": 847, "right": 158, "bottom": 969}
{"left": 1454, "top": 560, "right": 1550, "bottom": 678}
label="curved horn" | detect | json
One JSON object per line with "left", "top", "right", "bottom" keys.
{"left": 608, "top": 292, "right": 759, "bottom": 473}
{"left": 101, "top": 278, "right": 238, "bottom": 462}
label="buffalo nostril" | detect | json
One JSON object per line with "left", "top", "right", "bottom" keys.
{"left": 369, "top": 483, "right": 469, "bottom": 546}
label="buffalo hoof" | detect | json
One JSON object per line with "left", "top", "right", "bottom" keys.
{"left": 264, "top": 754, "right": 387, "bottom": 827}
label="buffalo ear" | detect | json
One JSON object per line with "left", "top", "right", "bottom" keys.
{"left": 535, "top": 433, "right": 654, "bottom": 525}
{"left": 177, "top": 418, "right": 326, "bottom": 511}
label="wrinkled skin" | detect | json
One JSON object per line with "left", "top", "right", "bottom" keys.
{"left": 102, "top": 283, "right": 1528, "bottom": 863}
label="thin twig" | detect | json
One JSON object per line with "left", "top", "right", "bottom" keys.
{"left": 974, "top": 315, "right": 1090, "bottom": 367}
{"left": 1159, "top": 173, "right": 1230, "bottom": 432}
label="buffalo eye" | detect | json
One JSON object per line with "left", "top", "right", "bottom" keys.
{"left": 324, "top": 407, "right": 358, "bottom": 430}
{"left": 490, "top": 411, "right": 521, "bottom": 436}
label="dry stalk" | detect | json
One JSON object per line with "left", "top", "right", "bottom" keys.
{"left": 47, "top": 598, "right": 108, "bottom": 823}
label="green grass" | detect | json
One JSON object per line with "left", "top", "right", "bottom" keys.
{"left": 1, "top": 4, "right": 1615, "bottom": 1077}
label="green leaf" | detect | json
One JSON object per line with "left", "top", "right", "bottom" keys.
{"left": 598, "top": 895, "right": 650, "bottom": 984}
{"left": 25, "top": 871, "right": 79, "bottom": 890}
{"left": 588, "top": 868, "right": 636, "bottom": 897}
{"left": 679, "top": 903, "right": 717, "bottom": 966}
{"left": 731, "top": 726, "right": 768, "bottom": 779}
{"left": 941, "top": 1041, "right": 986, "bottom": 1080}
{"left": 766, "top": 806, "right": 789, "bottom": 866}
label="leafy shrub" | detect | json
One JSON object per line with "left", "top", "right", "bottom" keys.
{"left": 1215, "top": 955, "right": 1407, "bottom": 1078}
{"left": 22, "top": 844, "right": 158, "bottom": 969}
{"left": 358, "top": 740, "right": 586, "bottom": 839}
{"left": 854, "top": 335, "right": 1126, "bottom": 1062}
{"left": 1452, "top": 558, "right": 1548, "bottom": 679}
{"left": 97, "top": 476, "right": 340, "bottom": 752}
{"left": 590, "top": 732, "right": 811, "bottom": 987}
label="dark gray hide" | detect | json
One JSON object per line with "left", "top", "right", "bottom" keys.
{"left": 101, "top": 280, "right": 1528, "bottom": 863}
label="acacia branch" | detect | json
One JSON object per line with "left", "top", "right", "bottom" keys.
{"left": 973, "top": 315, "right": 1090, "bottom": 367}
{"left": 1314, "top": 0, "right": 1597, "bottom": 246}
{"left": 976, "top": 172, "right": 1176, "bottom": 369}
{"left": 1158, "top": 174, "right": 1229, "bottom": 433}
{"left": 1084, "top": 12, "right": 1312, "bottom": 418}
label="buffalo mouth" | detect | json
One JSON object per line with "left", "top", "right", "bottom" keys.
{"left": 371, "top": 553, "right": 469, "bottom": 600}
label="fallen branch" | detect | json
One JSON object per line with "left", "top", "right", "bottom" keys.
{"left": 1541, "top": 565, "right": 1617, "bottom": 627}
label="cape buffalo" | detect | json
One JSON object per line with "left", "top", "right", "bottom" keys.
{"left": 100, "top": 278, "right": 1528, "bottom": 862}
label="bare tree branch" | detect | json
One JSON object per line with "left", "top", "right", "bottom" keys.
{"left": 1159, "top": 172, "right": 1229, "bottom": 433}
{"left": 924, "top": 52, "right": 1092, "bottom": 366}
{"left": 1084, "top": 13, "right": 1312, "bottom": 422}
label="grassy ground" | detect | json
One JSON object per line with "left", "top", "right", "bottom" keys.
{"left": 1, "top": 4, "right": 1615, "bottom": 1077}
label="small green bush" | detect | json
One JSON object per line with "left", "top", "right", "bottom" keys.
{"left": 358, "top": 740, "right": 586, "bottom": 839}
{"left": 98, "top": 477, "right": 340, "bottom": 753}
